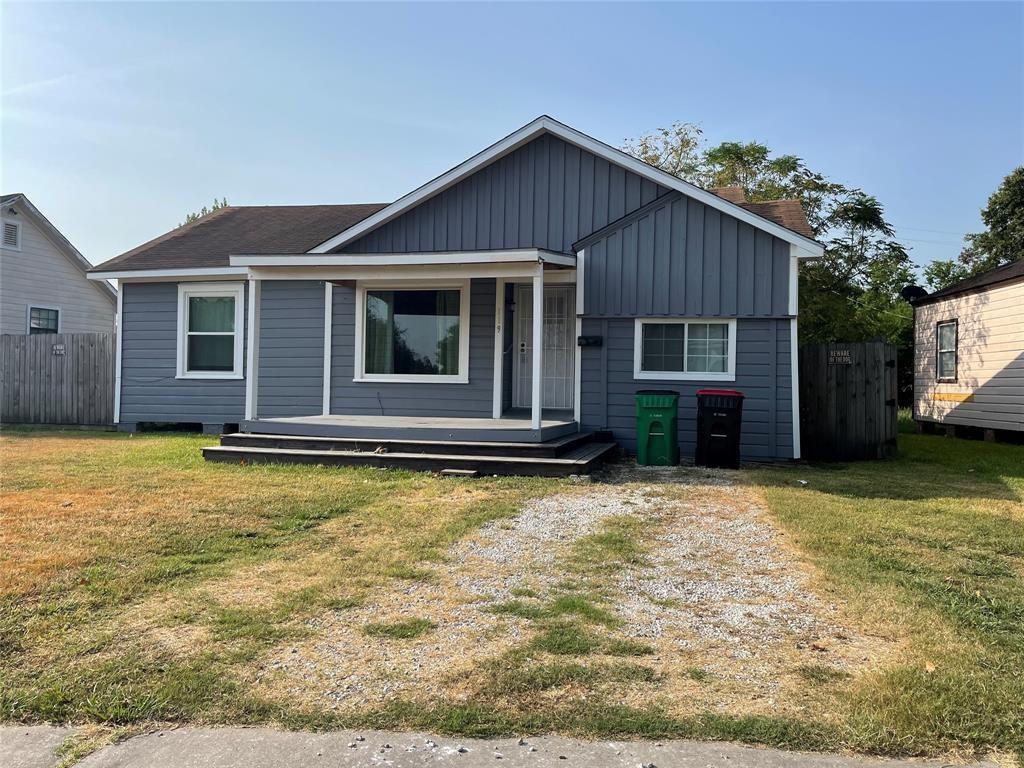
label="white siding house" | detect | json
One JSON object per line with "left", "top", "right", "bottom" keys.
{"left": 913, "top": 260, "right": 1024, "bottom": 436}
{"left": 1, "top": 194, "right": 116, "bottom": 335}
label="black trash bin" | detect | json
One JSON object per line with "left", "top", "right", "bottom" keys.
{"left": 695, "top": 389, "right": 745, "bottom": 469}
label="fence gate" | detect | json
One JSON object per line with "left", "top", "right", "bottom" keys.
{"left": 1, "top": 333, "right": 115, "bottom": 426}
{"left": 799, "top": 342, "right": 898, "bottom": 461}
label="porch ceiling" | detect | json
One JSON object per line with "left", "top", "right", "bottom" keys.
{"left": 229, "top": 247, "right": 575, "bottom": 269}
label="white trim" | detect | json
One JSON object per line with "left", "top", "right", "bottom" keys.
{"left": 246, "top": 263, "right": 573, "bottom": 282}
{"left": 352, "top": 279, "right": 471, "bottom": 384}
{"left": 575, "top": 248, "right": 586, "bottom": 315}
{"left": 788, "top": 244, "right": 800, "bottom": 316}
{"left": 176, "top": 282, "right": 245, "bottom": 380}
{"left": 633, "top": 318, "right": 737, "bottom": 382}
{"left": 244, "top": 278, "right": 261, "bottom": 420}
{"left": 492, "top": 278, "right": 506, "bottom": 419}
{"left": 790, "top": 317, "right": 801, "bottom": 460}
{"left": 531, "top": 265, "right": 544, "bottom": 429}
{"left": 2, "top": 217, "right": 22, "bottom": 250}
{"left": 26, "top": 303, "right": 62, "bottom": 334}
{"left": 308, "top": 116, "right": 823, "bottom": 256}
{"left": 322, "top": 282, "right": 333, "bottom": 415}
{"left": 114, "top": 285, "right": 123, "bottom": 423}
{"left": 90, "top": 266, "right": 249, "bottom": 282}
{"left": 230, "top": 248, "right": 575, "bottom": 269}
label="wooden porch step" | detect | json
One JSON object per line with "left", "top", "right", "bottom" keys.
{"left": 220, "top": 430, "right": 601, "bottom": 459}
{"left": 201, "top": 441, "right": 618, "bottom": 477}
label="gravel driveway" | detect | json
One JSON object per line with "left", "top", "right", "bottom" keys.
{"left": 253, "top": 464, "right": 886, "bottom": 719}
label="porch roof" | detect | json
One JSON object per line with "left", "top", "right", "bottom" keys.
{"left": 228, "top": 247, "right": 575, "bottom": 270}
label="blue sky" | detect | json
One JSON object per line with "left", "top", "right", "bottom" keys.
{"left": 3, "top": 2, "right": 1021, "bottom": 272}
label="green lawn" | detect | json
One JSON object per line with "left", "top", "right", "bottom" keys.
{"left": 0, "top": 427, "right": 1021, "bottom": 761}
{"left": 752, "top": 430, "right": 1024, "bottom": 758}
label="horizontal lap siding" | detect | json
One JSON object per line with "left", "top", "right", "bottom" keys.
{"left": 330, "top": 279, "right": 495, "bottom": 417}
{"left": 580, "top": 318, "right": 794, "bottom": 460}
{"left": 342, "top": 133, "right": 671, "bottom": 255}
{"left": 120, "top": 282, "right": 247, "bottom": 424}
{"left": 257, "top": 281, "right": 325, "bottom": 418}
{"left": 583, "top": 195, "right": 793, "bottom": 318}
{"left": 914, "top": 280, "right": 1024, "bottom": 431}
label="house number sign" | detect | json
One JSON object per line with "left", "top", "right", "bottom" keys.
{"left": 52, "top": 343, "right": 66, "bottom": 356}
{"left": 828, "top": 349, "right": 852, "bottom": 365}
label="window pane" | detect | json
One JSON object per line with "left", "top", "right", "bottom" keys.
{"left": 689, "top": 324, "right": 709, "bottom": 341}
{"left": 641, "top": 323, "right": 684, "bottom": 372}
{"left": 188, "top": 335, "right": 234, "bottom": 371}
{"left": 938, "top": 351, "right": 956, "bottom": 379}
{"left": 706, "top": 324, "right": 728, "bottom": 340}
{"left": 937, "top": 323, "right": 956, "bottom": 351}
{"left": 29, "top": 307, "right": 59, "bottom": 334}
{"left": 365, "top": 290, "right": 461, "bottom": 375}
{"left": 189, "top": 296, "right": 235, "bottom": 332}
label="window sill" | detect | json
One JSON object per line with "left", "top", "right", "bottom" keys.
{"left": 634, "top": 372, "right": 736, "bottom": 382}
{"left": 353, "top": 375, "right": 469, "bottom": 385}
{"left": 176, "top": 372, "right": 244, "bottom": 381}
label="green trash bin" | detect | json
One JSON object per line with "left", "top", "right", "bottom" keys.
{"left": 635, "top": 390, "right": 680, "bottom": 466}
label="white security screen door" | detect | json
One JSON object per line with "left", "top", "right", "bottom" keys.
{"left": 513, "top": 285, "right": 575, "bottom": 410}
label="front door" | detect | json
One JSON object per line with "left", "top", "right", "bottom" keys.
{"left": 513, "top": 285, "right": 575, "bottom": 410}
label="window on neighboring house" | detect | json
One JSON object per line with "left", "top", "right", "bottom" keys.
{"left": 28, "top": 306, "right": 59, "bottom": 334}
{"left": 634, "top": 318, "right": 737, "bottom": 381}
{"left": 3, "top": 219, "right": 21, "bottom": 250}
{"left": 356, "top": 284, "right": 470, "bottom": 382}
{"left": 176, "top": 283, "right": 244, "bottom": 379}
{"left": 936, "top": 320, "right": 957, "bottom": 382}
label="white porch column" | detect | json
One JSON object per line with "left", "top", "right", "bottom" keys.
{"left": 244, "top": 277, "right": 261, "bottom": 421}
{"left": 531, "top": 264, "right": 544, "bottom": 430}
{"left": 492, "top": 278, "right": 505, "bottom": 419}
{"left": 322, "top": 281, "right": 333, "bottom": 416}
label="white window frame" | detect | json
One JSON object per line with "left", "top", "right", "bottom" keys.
{"left": 176, "top": 282, "right": 245, "bottom": 380}
{"left": 936, "top": 319, "right": 958, "bottom": 383}
{"left": 353, "top": 279, "right": 471, "bottom": 384}
{"left": 26, "top": 303, "right": 61, "bottom": 334}
{"left": 2, "top": 218, "right": 22, "bottom": 251}
{"left": 633, "top": 318, "right": 737, "bottom": 382}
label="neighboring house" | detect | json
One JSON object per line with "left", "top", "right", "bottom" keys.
{"left": 912, "top": 260, "right": 1024, "bottom": 439}
{"left": 1, "top": 194, "right": 117, "bottom": 336}
{"left": 88, "top": 116, "right": 822, "bottom": 468}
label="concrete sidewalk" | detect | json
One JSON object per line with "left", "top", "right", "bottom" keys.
{"left": 3, "top": 726, "right": 999, "bottom": 768}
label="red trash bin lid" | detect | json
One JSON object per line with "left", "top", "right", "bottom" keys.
{"left": 696, "top": 388, "right": 745, "bottom": 398}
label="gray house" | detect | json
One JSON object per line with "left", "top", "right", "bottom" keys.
{"left": 89, "top": 117, "right": 822, "bottom": 472}
{"left": 2, "top": 193, "right": 116, "bottom": 335}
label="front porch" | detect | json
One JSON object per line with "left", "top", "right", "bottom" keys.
{"left": 240, "top": 410, "right": 578, "bottom": 443}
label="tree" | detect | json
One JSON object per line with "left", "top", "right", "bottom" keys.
{"left": 924, "top": 167, "right": 1024, "bottom": 290}
{"left": 621, "top": 124, "right": 913, "bottom": 349}
{"left": 180, "top": 197, "right": 229, "bottom": 227}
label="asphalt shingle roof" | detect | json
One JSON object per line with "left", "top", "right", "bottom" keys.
{"left": 913, "top": 259, "right": 1024, "bottom": 305}
{"left": 90, "top": 204, "right": 387, "bottom": 272}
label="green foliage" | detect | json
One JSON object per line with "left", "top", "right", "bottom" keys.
{"left": 622, "top": 124, "right": 913, "bottom": 353}
{"left": 180, "top": 197, "right": 229, "bottom": 227}
{"left": 924, "top": 166, "right": 1024, "bottom": 290}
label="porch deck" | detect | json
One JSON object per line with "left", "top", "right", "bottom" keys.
{"left": 240, "top": 410, "right": 577, "bottom": 443}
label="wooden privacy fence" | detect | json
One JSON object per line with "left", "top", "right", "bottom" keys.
{"left": 1, "top": 333, "right": 115, "bottom": 426}
{"left": 799, "top": 342, "right": 898, "bottom": 461}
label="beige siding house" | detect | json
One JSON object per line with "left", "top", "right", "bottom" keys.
{"left": 913, "top": 260, "right": 1024, "bottom": 436}
{"left": 1, "top": 194, "right": 116, "bottom": 335}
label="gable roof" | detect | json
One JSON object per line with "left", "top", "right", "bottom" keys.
{"left": 913, "top": 259, "right": 1024, "bottom": 306}
{"left": 310, "top": 116, "right": 824, "bottom": 257}
{"left": 3, "top": 193, "right": 117, "bottom": 303}
{"left": 90, "top": 204, "right": 386, "bottom": 274}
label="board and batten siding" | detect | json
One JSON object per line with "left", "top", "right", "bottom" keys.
{"left": 0, "top": 212, "right": 115, "bottom": 335}
{"left": 914, "top": 278, "right": 1024, "bottom": 432}
{"left": 119, "top": 281, "right": 248, "bottom": 425}
{"left": 580, "top": 317, "right": 794, "bottom": 459}
{"left": 578, "top": 192, "right": 793, "bottom": 318}
{"left": 330, "top": 278, "right": 496, "bottom": 417}
{"left": 340, "top": 133, "right": 672, "bottom": 255}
